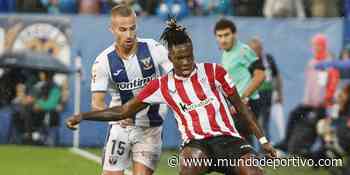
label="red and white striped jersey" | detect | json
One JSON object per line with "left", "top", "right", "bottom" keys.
{"left": 137, "top": 62, "right": 241, "bottom": 142}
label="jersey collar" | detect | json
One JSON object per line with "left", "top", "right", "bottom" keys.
{"left": 172, "top": 65, "right": 197, "bottom": 81}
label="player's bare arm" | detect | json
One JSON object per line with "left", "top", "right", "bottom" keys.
{"left": 91, "top": 91, "right": 107, "bottom": 111}
{"left": 242, "top": 67, "right": 265, "bottom": 99}
{"left": 228, "top": 87, "right": 277, "bottom": 158}
{"left": 66, "top": 97, "right": 147, "bottom": 129}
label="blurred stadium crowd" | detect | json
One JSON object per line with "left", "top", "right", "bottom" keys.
{"left": 1, "top": 68, "right": 69, "bottom": 146}
{"left": 273, "top": 34, "right": 350, "bottom": 174}
{"left": 0, "top": 0, "right": 349, "bottom": 19}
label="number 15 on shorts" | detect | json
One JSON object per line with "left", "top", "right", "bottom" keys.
{"left": 111, "top": 140, "right": 126, "bottom": 156}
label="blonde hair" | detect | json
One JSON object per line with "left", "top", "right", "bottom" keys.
{"left": 111, "top": 4, "right": 135, "bottom": 17}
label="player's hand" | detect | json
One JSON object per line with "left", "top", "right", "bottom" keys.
{"left": 262, "top": 143, "right": 277, "bottom": 159}
{"left": 65, "top": 114, "right": 82, "bottom": 130}
{"left": 119, "top": 118, "right": 133, "bottom": 128}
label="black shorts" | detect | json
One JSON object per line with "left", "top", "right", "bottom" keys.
{"left": 181, "top": 135, "right": 256, "bottom": 174}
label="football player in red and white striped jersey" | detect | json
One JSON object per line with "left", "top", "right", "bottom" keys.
{"left": 66, "top": 19, "right": 276, "bottom": 175}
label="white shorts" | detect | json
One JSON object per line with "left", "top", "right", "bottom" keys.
{"left": 102, "top": 124, "right": 162, "bottom": 171}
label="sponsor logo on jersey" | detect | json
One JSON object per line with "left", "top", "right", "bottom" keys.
{"left": 113, "top": 69, "right": 124, "bottom": 77}
{"left": 115, "top": 75, "right": 156, "bottom": 91}
{"left": 179, "top": 97, "right": 215, "bottom": 112}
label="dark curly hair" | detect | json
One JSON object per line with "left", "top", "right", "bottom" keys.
{"left": 160, "top": 18, "right": 192, "bottom": 49}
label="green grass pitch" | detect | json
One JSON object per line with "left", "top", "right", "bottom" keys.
{"left": 0, "top": 145, "right": 330, "bottom": 175}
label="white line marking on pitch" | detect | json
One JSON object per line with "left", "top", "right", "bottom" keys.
{"left": 70, "top": 147, "right": 132, "bottom": 175}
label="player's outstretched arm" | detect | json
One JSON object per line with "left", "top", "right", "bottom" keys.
{"left": 228, "top": 89, "right": 264, "bottom": 139}
{"left": 66, "top": 98, "right": 147, "bottom": 130}
{"left": 228, "top": 89, "right": 277, "bottom": 158}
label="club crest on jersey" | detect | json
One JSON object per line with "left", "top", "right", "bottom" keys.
{"left": 179, "top": 97, "right": 215, "bottom": 112}
{"left": 140, "top": 57, "right": 153, "bottom": 70}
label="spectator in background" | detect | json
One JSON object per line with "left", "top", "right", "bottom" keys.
{"left": 15, "top": 0, "right": 46, "bottom": 13}
{"left": 314, "top": 84, "right": 350, "bottom": 175}
{"left": 337, "top": 46, "right": 350, "bottom": 79}
{"left": 275, "top": 36, "right": 341, "bottom": 153}
{"left": 79, "top": 0, "right": 101, "bottom": 14}
{"left": 304, "top": 34, "right": 340, "bottom": 108}
{"left": 315, "top": 45, "right": 350, "bottom": 92}
{"left": 335, "top": 84, "right": 350, "bottom": 175}
{"left": 346, "top": 0, "right": 350, "bottom": 18}
{"left": 120, "top": 0, "right": 143, "bottom": 15}
{"left": 0, "top": 68, "right": 26, "bottom": 107}
{"left": 0, "top": 0, "right": 16, "bottom": 12}
{"left": 8, "top": 71, "right": 62, "bottom": 146}
{"left": 310, "top": 0, "right": 342, "bottom": 17}
{"left": 106, "top": 0, "right": 144, "bottom": 15}
{"left": 32, "top": 71, "right": 62, "bottom": 146}
{"left": 234, "top": 0, "right": 264, "bottom": 16}
{"left": 9, "top": 70, "right": 39, "bottom": 144}
{"left": 138, "top": 0, "right": 159, "bottom": 15}
{"left": 10, "top": 83, "right": 35, "bottom": 144}
{"left": 189, "top": 0, "right": 234, "bottom": 16}
{"left": 263, "top": 0, "right": 305, "bottom": 18}
{"left": 340, "top": 45, "right": 350, "bottom": 60}
{"left": 40, "top": 0, "right": 77, "bottom": 14}
{"left": 156, "top": 0, "right": 189, "bottom": 21}
{"left": 316, "top": 46, "right": 350, "bottom": 78}
{"left": 249, "top": 38, "right": 283, "bottom": 139}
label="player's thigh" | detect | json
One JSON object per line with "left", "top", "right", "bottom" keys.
{"left": 234, "top": 153, "right": 263, "bottom": 175}
{"left": 179, "top": 146, "right": 210, "bottom": 175}
{"left": 207, "top": 135, "right": 257, "bottom": 174}
{"left": 132, "top": 161, "right": 154, "bottom": 175}
{"left": 131, "top": 126, "right": 162, "bottom": 173}
{"left": 102, "top": 125, "right": 132, "bottom": 172}
{"left": 101, "top": 170, "right": 124, "bottom": 175}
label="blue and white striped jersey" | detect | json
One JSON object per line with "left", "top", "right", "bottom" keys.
{"left": 91, "top": 38, "right": 172, "bottom": 127}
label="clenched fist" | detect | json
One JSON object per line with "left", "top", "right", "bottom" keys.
{"left": 261, "top": 143, "right": 277, "bottom": 159}
{"left": 65, "top": 114, "right": 82, "bottom": 130}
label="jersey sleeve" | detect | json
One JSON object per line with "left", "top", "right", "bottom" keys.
{"left": 248, "top": 58, "right": 265, "bottom": 74}
{"left": 149, "top": 39, "right": 173, "bottom": 73}
{"left": 214, "top": 64, "right": 237, "bottom": 97}
{"left": 267, "top": 54, "right": 279, "bottom": 77}
{"left": 324, "top": 68, "right": 340, "bottom": 106}
{"left": 242, "top": 45, "right": 258, "bottom": 67}
{"left": 90, "top": 57, "right": 109, "bottom": 92}
{"left": 137, "top": 79, "right": 164, "bottom": 104}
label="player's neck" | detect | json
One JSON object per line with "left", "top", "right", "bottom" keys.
{"left": 224, "top": 40, "right": 236, "bottom": 52}
{"left": 173, "top": 66, "right": 196, "bottom": 80}
{"left": 229, "top": 39, "right": 236, "bottom": 51}
{"left": 115, "top": 43, "right": 137, "bottom": 60}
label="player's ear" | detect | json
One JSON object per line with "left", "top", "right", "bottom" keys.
{"left": 168, "top": 55, "right": 173, "bottom": 63}
{"left": 108, "top": 22, "right": 116, "bottom": 34}
{"left": 167, "top": 49, "right": 174, "bottom": 63}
